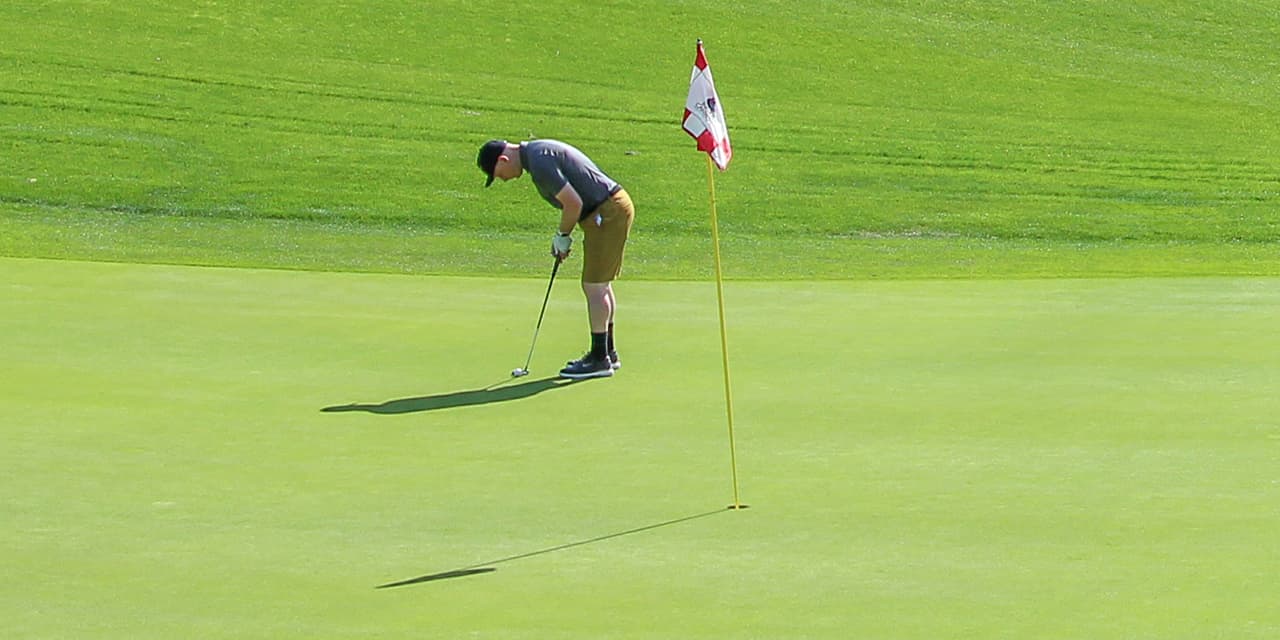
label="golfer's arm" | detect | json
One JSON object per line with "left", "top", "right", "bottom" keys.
{"left": 554, "top": 184, "right": 583, "bottom": 234}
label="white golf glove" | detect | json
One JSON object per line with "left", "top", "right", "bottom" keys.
{"left": 551, "top": 231, "right": 573, "bottom": 259}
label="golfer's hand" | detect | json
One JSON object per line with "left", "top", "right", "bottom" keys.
{"left": 551, "top": 232, "right": 572, "bottom": 259}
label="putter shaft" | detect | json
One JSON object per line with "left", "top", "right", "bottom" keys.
{"left": 519, "top": 258, "right": 562, "bottom": 373}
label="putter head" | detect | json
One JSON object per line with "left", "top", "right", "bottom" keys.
{"left": 511, "top": 368, "right": 529, "bottom": 378}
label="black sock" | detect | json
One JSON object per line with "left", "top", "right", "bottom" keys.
{"left": 591, "top": 332, "right": 608, "bottom": 358}
{"left": 607, "top": 322, "right": 615, "bottom": 353}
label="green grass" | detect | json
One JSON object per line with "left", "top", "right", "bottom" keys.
{"left": 3, "top": 256, "right": 1278, "bottom": 638}
{"left": 4, "top": 1, "right": 1280, "bottom": 638}
{"left": 3, "top": 1, "right": 1279, "bottom": 277}
{"left": 5, "top": 202, "right": 1280, "bottom": 279}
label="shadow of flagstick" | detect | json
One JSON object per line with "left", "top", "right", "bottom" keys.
{"left": 376, "top": 508, "right": 734, "bottom": 588}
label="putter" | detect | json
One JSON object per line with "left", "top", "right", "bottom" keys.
{"left": 511, "top": 257, "right": 562, "bottom": 378}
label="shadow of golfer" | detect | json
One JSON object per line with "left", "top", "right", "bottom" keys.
{"left": 321, "top": 376, "right": 585, "bottom": 415}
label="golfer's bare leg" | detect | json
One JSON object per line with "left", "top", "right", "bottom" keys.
{"left": 604, "top": 283, "right": 616, "bottom": 327}
{"left": 582, "top": 281, "right": 613, "bottom": 333}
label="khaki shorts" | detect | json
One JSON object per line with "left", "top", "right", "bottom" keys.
{"left": 579, "top": 189, "right": 634, "bottom": 283}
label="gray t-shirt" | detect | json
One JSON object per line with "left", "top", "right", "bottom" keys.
{"left": 519, "top": 140, "right": 620, "bottom": 219}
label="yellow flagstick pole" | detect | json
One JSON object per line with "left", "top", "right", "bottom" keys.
{"left": 705, "top": 155, "right": 745, "bottom": 510}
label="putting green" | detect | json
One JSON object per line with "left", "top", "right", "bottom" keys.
{"left": 2, "top": 257, "right": 1277, "bottom": 638}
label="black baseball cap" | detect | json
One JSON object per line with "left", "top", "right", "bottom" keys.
{"left": 477, "top": 139, "right": 508, "bottom": 187}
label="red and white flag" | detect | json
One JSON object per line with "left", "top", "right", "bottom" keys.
{"left": 683, "top": 39, "right": 732, "bottom": 170}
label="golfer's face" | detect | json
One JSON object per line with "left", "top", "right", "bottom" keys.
{"left": 493, "top": 155, "right": 518, "bottom": 182}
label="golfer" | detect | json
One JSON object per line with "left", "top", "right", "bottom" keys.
{"left": 477, "top": 139, "right": 634, "bottom": 379}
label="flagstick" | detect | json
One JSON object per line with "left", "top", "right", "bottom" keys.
{"left": 706, "top": 155, "right": 745, "bottom": 510}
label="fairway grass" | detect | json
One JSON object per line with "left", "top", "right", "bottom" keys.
{"left": 3, "top": 257, "right": 1277, "bottom": 639}
{"left": 4, "top": 1, "right": 1280, "bottom": 279}
{"left": 4, "top": 202, "right": 1280, "bottom": 280}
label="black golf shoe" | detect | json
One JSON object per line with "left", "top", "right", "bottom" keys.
{"left": 560, "top": 352, "right": 614, "bottom": 379}
{"left": 609, "top": 351, "right": 621, "bottom": 370}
